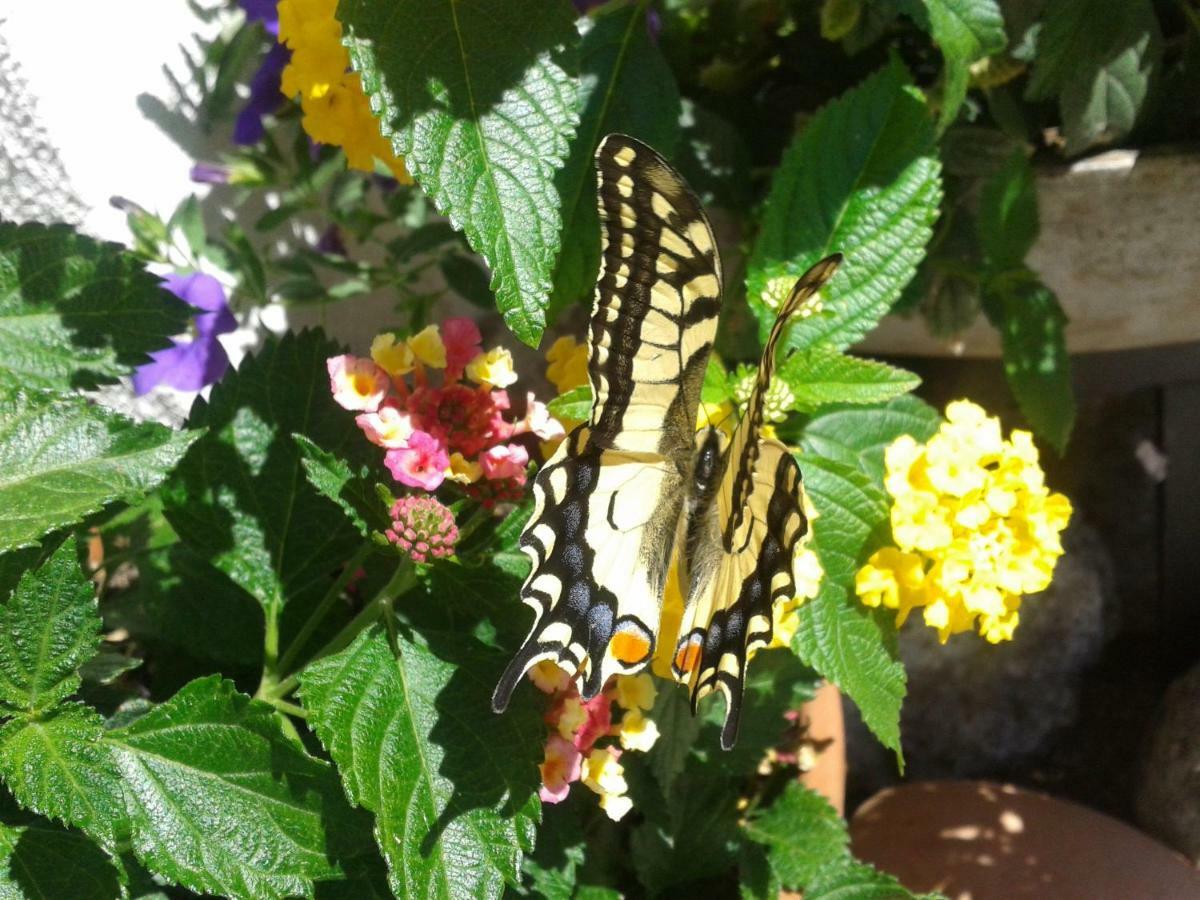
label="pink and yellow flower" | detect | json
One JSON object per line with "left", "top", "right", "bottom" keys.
{"left": 327, "top": 354, "right": 389, "bottom": 412}
{"left": 384, "top": 431, "right": 450, "bottom": 491}
{"left": 480, "top": 443, "right": 530, "bottom": 485}
{"left": 355, "top": 398, "right": 416, "bottom": 448}
{"left": 539, "top": 736, "right": 582, "bottom": 804}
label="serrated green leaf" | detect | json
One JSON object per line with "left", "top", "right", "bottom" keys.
{"left": 545, "top": 384, "right": 593, "bottom": 423}
{"left": 789, "top": 455, "right": 905, "bottom": 756}
{"left": 0, "top": 543, "right": 99, "bottom": 713}
{"left": 0, "top": 704, "right": 127, "bottom": 851}
{"left": 806, "top": 858, "right": 932, "bottom": 899}
{"left": 299, "top": 626, "right": 543, "bottom": 900}
{"left": 985, "top": 276, "right": 1075, "bottom": 452}
{"left": 0, "top": 222, "right": 190, "bottom": 392}
{"left": 977, "top": 150, "right": 1037, "bottom": 271}
{"left": 1025, "top": 0, "right": 1162, "bottom": 155}
{"left": 295, "top": 433, "right": 390, "bottom": 537}
{"left": 780, "top": 348, "right": 919, "bottom": 412}
{"left": 799, "top": 395, "right": 941, "bottom": 482}
{"left": 916, "top": 0, "right": 1007, "bottom": 128}
{"left": 0, "top": 388, "right": 200, "bottom": 553}
{"left": 105, "top": 676, "right": 349, "bottom": 899}
{"left": 0, "top": 818, "right": 121, "bottom": 900}
{"left": 162, "top": 330, "right": 370, "bottom": 618}
{"left": 743, "top": 783, "right": 849, "bottom": 888}
{"left": 340, "top": 0, "right": 579, "bottom": 344}
{"left": 746, "top": 58, "right": 942, "bottom": 353}
{"left": 551, "top": 2, "right": 681, "bottom": 312}
{"left": 78, "top": 647, "right": 142, "bottom": 686}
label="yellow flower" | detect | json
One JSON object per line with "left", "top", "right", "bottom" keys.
{"left": 856, "top": 399, "right": 1072, "bottom": 643}
{"left": 697, "top": 400, "right": 735, "bottom": 437}
{"left": 528, "top": 659, "right": 571, "bottom": 694}
{"left": 371, "top": 332, "right": 415, "bottom": 377}
{"left": 613, "top": 673, "right": 656, "bottom": 712}
{"left": 277, "top": 0, "right": 412, "bottom": 182}
{"left": 582, "top": 747, "right": 628, "bottom": 796}
{"left": 545, "top": 336, "right": 590, "bottom": 395}
{"left": 618, "top": 709, "right": 660, "bottom": 752}
{"left": 407, "top": 325, "right": 446, "bottom": 368}
{"left": 555, "top": 695, "right": 588, "bottom": 740}
{"left": 762, "top": 378, "right": 795, "bottom": 423}
{"left": 599, "top": 792, "right": 633, "bottom": 821}
{"left": 466, "top": 347, "right": 518, "bottom": 389}
{"left": 445, "top": 452, "right": 483, "bottom": 485}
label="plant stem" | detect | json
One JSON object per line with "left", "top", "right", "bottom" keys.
{"left": 266, "top": 697, "right": 309, "bottom": 720}
{"left": 276, "top": 540, "right": 375, "bottom": 675}
{"left": 267, "top": 558, "right": 417, "bottom": 700}
{"left": 254, "top": 591, "right": 283, "bottom": 700}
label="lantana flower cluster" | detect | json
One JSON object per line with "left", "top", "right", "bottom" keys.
{"left": 531, "top": 663, "right": 660, "bottom": 821}
{"left": 855, "top": 400, "right": 1073, "bottom": 643}
{"left": 277, "top": 0, "right": 412, "bottom": 181}
{"left": 327, "top": 319, "right": 564, "bottom": 558}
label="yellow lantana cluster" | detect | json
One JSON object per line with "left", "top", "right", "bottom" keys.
{"left": 277, "top": 0, "right": 412, "bottom": 182}
{"left": 856, "top": 400, "right": 1072, "bottom": 643}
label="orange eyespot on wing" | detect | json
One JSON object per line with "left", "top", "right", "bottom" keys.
{"left": 609, "top": 618, "right": 654, "bottom": 667}
{"left": 672, "top": 631, "right": 703, "bottom": 676}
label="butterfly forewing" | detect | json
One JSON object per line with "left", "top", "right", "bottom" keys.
{"left": 492, "top": 135, "right": 722, "bottom": 710}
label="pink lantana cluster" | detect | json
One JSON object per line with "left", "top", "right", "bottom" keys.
{"left": 387, "top": 495, "right": 459, "bottom": 563}
{"left": 326, "top": 319, "right": 565, "bottom": 499}
{"left": 530, "top": 662, "right": 660, "bottom": 821}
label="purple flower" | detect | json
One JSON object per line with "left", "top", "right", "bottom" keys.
{"left": 240, "top": 0, "right": 278, "bottom": 35}
{"left": 133, "top": 273, "right": 237, "bottom": 395}
{"left": 315, "top": 225, "right": 347, "bottom": 256}
{"left": 190, "top": 162, "right": 230, "bottom": 185}
{"left": 234, "top": 41, "right": 290, "bottom": 146}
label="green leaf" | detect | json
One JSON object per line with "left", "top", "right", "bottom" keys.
{"left": 0, "top": 542, "right": 99, "bottom": 713}
{"left": 0, "top": 818, "right": 121, "bottom": 900}
{"left": 162, "top": 331, "right": 369, "bottom": 618}
{"left": 299, "top": 626, "right": 543, "bottom": 900}
{"left": 102, "top": 545, "right": 264, "bottom": 668}
{"left": 743, "top": 783, "right": 849, "bottom": 888}
{"left": 105, "top": 676, "right": 349, "bottom": 899}
{"left": 644, "top": 682, "right": 702, "bottom": 794}
{"left": 788, "top": 455, "right": 906, "bottom": 757}
{"left": 985, "top": 276, "right": 1075, "bottom": 451}
{"left": 1026, "top": 0, "right": 1162, "bottom": 155}
{"left": 806, "top": 859, "right": 931, "bottom": 899}
{"left": 0, "top": 222, "right": 190, "bottom": 392}
{"left": 799, "top": 395, "right": 941, "bottom": 482}
{"left": 0, "top": 704, "right": 126, "bottom": 851}
{"left": 0, "top": 387, "right": 200, "bottom": 553}
{"left": 295, "top": 433, "right": 390, "bottom": 537}
{"left": 545, "top": 384, "right": 593, "bottom": 422}
{"left": 917, "top": 0, "right": 1007, "bottom": 128}
{"left": 977, "top": 150, "right": 1037, "bottom": 271}
{"left": 340, "top": 0, "right": 580, "bottom": 344}
{"left": 779, "top": 348, "right": 920, "bottom": 413}
{"left": 551, "top": 2, "right": 682, "bottom": 311}
{"left": 746, "top": 58, "right": 942, "bottom": 353}
{"left": 440, "top": 255, "right": 495, "bottom": 308}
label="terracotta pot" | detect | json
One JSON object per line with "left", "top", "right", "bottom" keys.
{"left": 796, "top": 681, "right": 847, "bottom": 816}
{"left": 849, "top": 780, "right": 1200, "bottom": 899}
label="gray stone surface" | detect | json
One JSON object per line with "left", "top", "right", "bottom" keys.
{"left": 1137, "top": 661, "right": 1200, "bottom": 862}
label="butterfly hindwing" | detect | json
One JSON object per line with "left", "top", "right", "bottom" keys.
{"left": 671, "top": 256, "right": 840, "bottom": 748}
{"left": 492, "top": 135, "right": 722, "bottom": 710}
